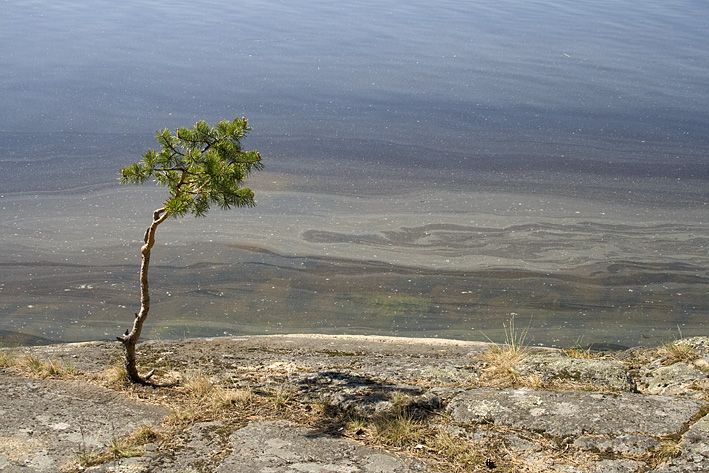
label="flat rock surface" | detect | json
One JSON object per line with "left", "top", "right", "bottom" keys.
{"left": 1, "top": 334, "right": 708, "bottom": 473}
{"left": 216, "top": 420, "right": 436, "bottom": 473}
{"left": 0, "top": 374, "right": 169, "bottom": 473}
{"left": 82, "top": 420, "right": 437, "bottom": 473}
{"left": 447, "top": 388, "right": 705, "bottom": 437}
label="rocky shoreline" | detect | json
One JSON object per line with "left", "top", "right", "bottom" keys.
{"left": 1, "top": 334, "right": 708, "bottom": 472}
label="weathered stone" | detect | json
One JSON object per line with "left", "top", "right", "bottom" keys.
{"left": 5, "top": 335, "right": 709, "bottom": 473}
{"left": 517, "top": 354, "right": 637, "bottom": 392}
{"left": 574, "top": 433, "right": 659, "bottom": 455}
{"left": 215, "top": 420, "right": 437, "bottom": 472}
{"left": 589, "top": 459, "right": 641, "bottom": 473}
{"left": 654, "top": 414, "right": 709, "bottom": 472}
{"left": 0, "top": 374, "right": 168, "bottom": 473}
{"left": 85, "top": 457, "right": 155, "bottom": 472}
{"left": 684, "top": 415, "right": 709, "bottom": 460}
{"left": 447, "top": 388, "right": 706, "bottom": 438}
{"left": 645, "top": 362, "right": 708, "bottom": 395}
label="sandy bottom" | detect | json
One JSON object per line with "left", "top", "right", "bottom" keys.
{"left": 1, "top": 170, "right": 707, "bottom": 348}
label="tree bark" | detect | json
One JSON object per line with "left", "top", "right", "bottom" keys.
{"left": 118, "top": 207, "right": 168, "bottom": 383}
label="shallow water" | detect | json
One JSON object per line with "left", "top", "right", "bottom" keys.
{"left": 1, "top": 0, "right": 707, "bottom": 347}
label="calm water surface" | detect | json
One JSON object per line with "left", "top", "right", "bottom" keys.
{"left": 1, "top": 0, "right": 707, "bottom": 347}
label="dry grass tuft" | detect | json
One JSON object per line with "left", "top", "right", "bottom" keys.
{"left": 69, "top": 423, "right": 160, "bottom": 471}
{"left": 212, "top": 385, "right": 254, "bottom": 409}
{"left": 390, "top": 390, "right": 412, "bottom": 409}
{"left": 0, "top": 350, "right": 16, "bottom": 368}
{"left": 343, "top": 411, "right": 370, "bottom": 436}
{"left": 522, "top": 373, "right": 544, "bottom": 390}
{"left": 183, "top": 372, "right": 215, "bottom": 397}
{"left": 106, "top": 438, "right": 145, "bottom": 462}
{"left": 71, "top": 448, "right": 106, "bottom": 470}
{"left": 164, "top": 407, "right": 198, "bottom": 429}
{"left": 127, "top": 423, "right": 163, "bottom": 445}
{"left": 100, "top": 364, "right": 129, "bottom": 386}
{"left": 662, "top": 340, "right": 699, "bottom": 366}
{"left": 650, "top": 438, "right": 684, "bottom": 468}
{"left": 373, "top": 411, "right": 424, "bottom": 448}
{"left": 563, "top": 338, "right": 602, "bottom": 359}
{"left": 12, "top": 353, "right": 79, "bottom": 378}
{"left": 270, "top": 384, "right": 296, "bottom": 409}
{"left": 428, "top": 430, "right": 483, "bottom": 469}
{"left": 479, "top": 315, "right": 530, "bottom": 387}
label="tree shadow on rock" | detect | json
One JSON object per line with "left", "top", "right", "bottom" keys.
{"left": 295, "top": 370, "right": 442, "bottom": 439}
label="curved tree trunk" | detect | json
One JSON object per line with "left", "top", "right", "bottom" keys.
{"left": 118, "top": 207, "right": 168, "bottom": 383}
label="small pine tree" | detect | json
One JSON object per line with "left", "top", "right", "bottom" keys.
{"left": 118, "top": 118, "right": 262, "bottom": 383}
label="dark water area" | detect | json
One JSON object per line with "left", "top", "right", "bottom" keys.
{"left": 1, "top": 0, "right": 707, "bottom": 348}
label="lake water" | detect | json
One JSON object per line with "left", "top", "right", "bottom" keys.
{"left": 1, "top": 0, "right": 707, "bottom": 348}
